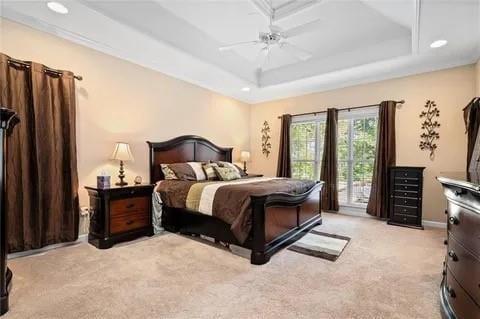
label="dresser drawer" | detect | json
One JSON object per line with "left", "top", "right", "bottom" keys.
{"left": 447, "top": 202, "right": 480, "bottom": 257}
{"left": 394, "top": 170, "right": 420, "bottom": 179}
{"left": 110, "top": 196, "right": 149, "bottom": 217}
{"left": 391, "top": 213, "right": 418, "bottom": 225}
{"left": 394, "top": 205, "right": 418, "bottom": 216}
{"left": 394, "top": 184, "right": 419, "bottom": 192}
{"left": 445, "top": 269, "right": 480, "bottom": 319}
{"left": 110, "top": 211, "right": 149, "bottom": 235}
{"left": 393, "top": 190, "right": 418, "bottom": 198}
{"left": 447, "top": 236, "right": 480, "bottom": 304}
{"left": 393, "top": 197, "right": 420, "bottom": 207}
{"left": 394, "top": 177, "right": 419, "bottom": 185}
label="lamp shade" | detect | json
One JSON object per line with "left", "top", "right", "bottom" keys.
{"left": 240, "top": 151, "right": 250, "bottom": 162}
{"left": 110, "top": 142, "right": 134, "bottom": 162}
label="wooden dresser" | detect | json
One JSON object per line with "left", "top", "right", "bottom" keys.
{"left": 438, "top": 173, "right": 480, "bottom": 319}
{"left": 85, "top": 184, "right": 155, "bottom": 249}
{"left": 388, "top": 166, "right": 425, "bottom": 229}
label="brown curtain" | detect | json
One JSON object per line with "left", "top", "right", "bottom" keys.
{"left": 0, "top": 53, "right": 79, "bottom": 253}
{"left": 464, "top": 98, "right": 480, "bottom": 170}
{"left": 320, "top": 108, "right": 339, "bottom": 211}
{"left": 277, "top": 114, "right": 292, "bottom": 177}
{"left": 367, "top": 101, "right": 396, "bottom": 218}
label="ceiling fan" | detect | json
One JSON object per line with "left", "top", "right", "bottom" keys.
{"left": 218, "top": 3, "right": 322, "bottom": 68}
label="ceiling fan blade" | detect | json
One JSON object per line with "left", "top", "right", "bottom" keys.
{"left": 279, "top": 42, "right": 312, "bottom": 61}
{"left": 219, "top": 40, "right": 260, "bottom": 51}
{"left": 281, "top": 18, "right": 322, "bottom": 38}
{"left": 255, "top": 46, "right": 271, "bottom": 71}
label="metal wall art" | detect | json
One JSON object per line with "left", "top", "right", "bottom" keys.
{"left": 419, "top": 100, "right": 440, "bottom": 160}
{"left": 261, "top": 121, "right": 271, "bottom": 157}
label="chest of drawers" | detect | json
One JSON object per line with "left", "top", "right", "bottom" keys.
{"left": 438, "top": 174, "right": 480, "bottom": 319}
{"left": 388, "top": 166, "right": 425, "bottom": 229}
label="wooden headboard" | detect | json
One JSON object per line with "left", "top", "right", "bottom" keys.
{"left": 147, "top": 135, "right": 233, "bottom": 183}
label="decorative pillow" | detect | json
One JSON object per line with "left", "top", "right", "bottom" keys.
{"left": 202, "top": 162, "right": 219, "bottom": 180}
{"left": 186, "top": 162, "right": 207, "bottom": 181}
{"left": 216, "top": 161, "right": 247, "bottom": 177}
{"left": 161, "top": 162, "right": 206, "bottom": 181}
{"left": 214, "top": 166, "right": 241, "bottom": 181}
{"left": 160, "top": 164, "right": 178, "bottom": 180}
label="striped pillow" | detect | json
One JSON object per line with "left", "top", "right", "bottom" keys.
{"left": 202, "top": 163, "right": 219, "bottom": 180}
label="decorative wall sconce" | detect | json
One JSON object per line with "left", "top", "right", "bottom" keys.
{"left": 261, "top": 121, "right": 271, "bottom": 158}
{"left": 419, "top": 100, "right": 440, "bottom": 160}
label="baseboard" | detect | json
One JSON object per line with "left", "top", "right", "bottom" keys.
{"left": 8, "top": 233, "right": 89, "bottom": 260}
{"left": 422, "top": 220, "right": 447, "bottom": 228}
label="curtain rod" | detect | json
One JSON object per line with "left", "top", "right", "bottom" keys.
{"left": 277, "top": 100, "right": 405, "bottom": 119}
{"left": 7, "top": 58, "right": 83, "bottom": 81}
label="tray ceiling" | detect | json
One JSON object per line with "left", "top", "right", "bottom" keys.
{"left": 1, "top": 0, "right": 479, "bottom": 103}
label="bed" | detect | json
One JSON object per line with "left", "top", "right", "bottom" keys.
{"left": 147, "top": 135, "right": 323, "bottom": 265}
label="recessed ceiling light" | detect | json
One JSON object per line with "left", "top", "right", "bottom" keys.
{"left": 430, "top": 40, "right": 448, "bottom": 49}
{"left": 241, "top": 87, "right": 251, "bottom": 92}
{"left": 47, "top": 2, "right": 69, "bottom": 14}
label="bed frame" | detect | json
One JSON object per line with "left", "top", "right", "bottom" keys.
{"left": 147, "top": 135, "right": 323, "bottom": 265}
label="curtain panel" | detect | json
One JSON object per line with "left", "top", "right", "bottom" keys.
{"left": 320, "top": 108, "right": 339, "bottom": 211}
{"left": 0, "top": 53, "right": 79, "bottom": 253}
{"left": 464, "top": 98, "right": 480, "bottom": 170}
{"left": 277, "top": 114, "right": 292, "bottom": 177}
{"left": 366, "top": 100, "right": 396, "bottom": 218}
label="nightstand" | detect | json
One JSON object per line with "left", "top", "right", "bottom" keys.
{"left": 85, "top": 184, "right": 155, "bottom": 249}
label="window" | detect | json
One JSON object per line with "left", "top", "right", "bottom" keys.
{"left": 290, "top": 115, "right": 326, "bottom": 180}
{"left": 290, "top": 107, "right": 378, "bottom": 208}
{"left": 337, "top": 108, "right": 378, "bottom": 207}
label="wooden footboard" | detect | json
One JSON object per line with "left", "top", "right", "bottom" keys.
{"left": 250, "top": 182, "right": 323, "bottom": 265}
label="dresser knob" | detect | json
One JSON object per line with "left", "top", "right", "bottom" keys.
{"left": 443, "top": 239, "right": 448, "bottom": 245}
{"left": 126, "top": 220, "right": 134, "bottom": 225}
{"left": 448, "top": 216, "right": 459, "bottom": 225}
{"left": 126, "top": 203, "right": 135, "bottom": 209}
{"left": 448, "top": 251, "right": 458, "bottom": 262}
{"left": 446, "top": 286, "right": 456, "bottom": 298}
{"left": 444, "top": 209, "right": 448, "bottom": 215}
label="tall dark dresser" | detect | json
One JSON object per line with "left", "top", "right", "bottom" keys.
{"left": 438, "top": 173, "right": 480, "bottom": 319}
{"left": 388, "top": 166, "right": 425, "bottom": 229}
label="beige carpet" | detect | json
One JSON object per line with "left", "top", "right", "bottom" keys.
{"left": 5, "top": 213, "right": 444, "bottom": 319}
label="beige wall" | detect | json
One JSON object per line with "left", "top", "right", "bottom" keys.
{"left": 250, "top": 65, "right": 476, "bottom": 222}
{"left": 1, "top": 19, "right": 251, "bottom": 206}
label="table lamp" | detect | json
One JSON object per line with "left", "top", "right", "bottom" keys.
{"left": 111, "top": 142, "right": 134, "bottom": 186}
{"left": 240, "top": 151, "right": 250, "bottom": 174}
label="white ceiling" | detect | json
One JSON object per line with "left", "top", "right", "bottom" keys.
{"left": 1, "top": 0, "right": 479, "bottom": 103}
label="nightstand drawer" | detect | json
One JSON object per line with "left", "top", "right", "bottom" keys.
{"left": 110, "top": 196, "right": 149, "bottom": 217}
{"left": 110, "top": 211, "right": 149, "bottom": 235}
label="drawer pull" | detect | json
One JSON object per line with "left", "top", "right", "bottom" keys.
{"left": 443, "top": 239, "right": 448, "bottom": 245}
{"left": 126, "top": 203, "right": 135, "bottom": 209}
{"left": 444, "top": 209, "right": 448, "bottom": 215}
{"left": 126, "top": 220, "right": 134, "bottom": 225}
{"left": 448, "top": 216, "right": 459, "bottom": 225}
{"left": 448, "top": 251, "right": 458, "bottom": 262}
{"left": 446, "top": 286, "right": 456, "bottom": 298}
{"left": 454, "top": 189, "right": 465, "bottom": 196}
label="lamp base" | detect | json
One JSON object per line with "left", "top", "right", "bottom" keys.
{"left": 116, "top": 160, "right": 128, "bottom": 186}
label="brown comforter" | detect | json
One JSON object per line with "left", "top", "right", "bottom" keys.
{"left": 155, "top": 177, "right": 316, "bottom": 243}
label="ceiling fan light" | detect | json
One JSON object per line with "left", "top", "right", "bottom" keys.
{"left": 47, "top": 1, "right": 69, "bottom": 14}
{"left": 430, "top": 39, "right": 448, "bottom": 49}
